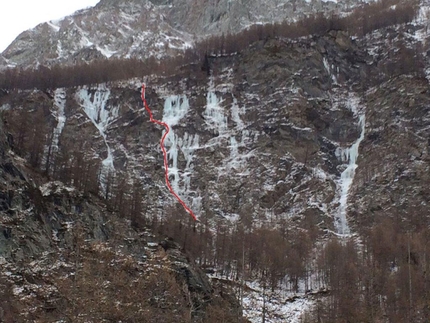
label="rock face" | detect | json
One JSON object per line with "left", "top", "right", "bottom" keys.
{"left": 3, "top": 19, "right": 428, "bottom": 236}
{"left": 1, "top": 30, "right": 368, "bottom": 232}
{"left": 350, "top": 75, "right": 430, "bottom": 231}
{"left": 148, "top": 0, "right": 333, "bottom": 35}
{"left": 1, "top": 0, "right": 366, "bottom": 68}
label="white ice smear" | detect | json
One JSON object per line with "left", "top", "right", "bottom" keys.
{"left": 323, "top": 57, "right": 338, "bottom": 84}
{"left": 163, "top": 95, "right": 189, "bottom": 127}
{"left": 231, "top": 95, "right": 245, "bottom": 130}
{"left": 334, "top": 95, "right": 366, "bottom": 235}
{"left": 204, "top": 81, "right": 228, "bottom": 135}
{"left": 205, "top": 80, "right": 252, "bottom": 174}
{"left": 76, "top": 85, "right": 119, "bottom": 183}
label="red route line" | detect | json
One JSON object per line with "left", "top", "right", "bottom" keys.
{"left": 141, "top": 84, "right": 197, "bottom": 221}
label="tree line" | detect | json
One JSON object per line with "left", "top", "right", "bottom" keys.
{"left": 0, "top": 0, "right": 418, "bottom": 91}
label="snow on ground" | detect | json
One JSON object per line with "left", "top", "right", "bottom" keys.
{"left": 243, "top": 293, "right": 312, "bottom": 323}
{"left": 210, "top": 277, "right": 315, "bottom": 323}
{"left": 39, "top": 181, "right": 75, "bottom": 197}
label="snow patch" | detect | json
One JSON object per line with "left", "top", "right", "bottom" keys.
{"left": 47, "top": 21, "right": 60, "bottom": 32}
{"left": 242, "top": 280, "right": 313, "bottom": 323}
{"left": 96, "top": 45, "right": 117, "bottom": 58}
{"left": 0, "top": 103, "right": 11, "bottom": 111}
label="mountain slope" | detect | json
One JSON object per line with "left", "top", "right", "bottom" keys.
{"left": 1, "top": 0, "right": 430, "bottom": 322}
{"left": 1, "top": 0, "right": 372, "bottom": 68}
{"left": 1, "top": 0, "right": 193, "bottom": 68}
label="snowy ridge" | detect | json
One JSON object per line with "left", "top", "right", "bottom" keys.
{"left": 334, "top": 94, "right": 366, "bottom": 235}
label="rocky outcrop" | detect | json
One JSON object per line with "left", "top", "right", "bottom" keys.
{"left": 1, "top": 1, "right": 193, "bottom": 68}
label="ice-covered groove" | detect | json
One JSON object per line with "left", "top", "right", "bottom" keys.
{"left": 334, "top": 94, "right": 366, "bottom": 235}
{"left": 231, "top": 95, "right": 245, "bottom": 130}
{"left": 205, "top": 91, "right": 228, "bottom": 132}
{"left": 142, "top": 86, "right": 197, "bottom": 220}
{"left": 42, "top": 88, "right": 67, "bottom": 171}
{"left": 323, "top": 57, "right": 338, "bottom": 84}
{"left": 51, "top": 88, "right": 67, "bottom": 152}
{"left": 224, "top": 131, "right": 254, "bottom": 174}
{"left": 163, "top": 95, "right": 189, "bottom": 126}
{"left": 75, "top": 85, "right": 119, "bottom": 173}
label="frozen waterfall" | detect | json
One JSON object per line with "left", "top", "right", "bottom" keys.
{"left": 334, "top": 96, "right": 366, "bottom": 235}
{"left": 76, "top": 85, "right": 119, "bottom": 192}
